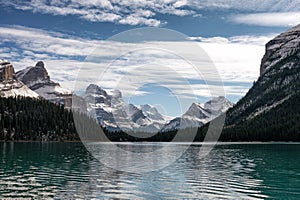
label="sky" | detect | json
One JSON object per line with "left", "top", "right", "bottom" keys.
{"left": 0, "top": 0, "right": 299, "bottom": 116}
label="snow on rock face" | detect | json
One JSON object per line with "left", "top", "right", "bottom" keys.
{"left": 204, "top": 96, "right": 234, "bottom": 114}
{"left": 85, "top": 84, "right": 233, "bottom": 133}
{"left": 183, "top": 103, "right": 211, "bottom": 120}
{"left": 140, "top": 104, "right": 166, "bottom": 122}
{"left": 161, "top": 117, "right": 204, "bottom": 132}
{"left": 0, "top": 85, "right": 39, "bottom": 98}
{"left": 16, "top": 61, "right": 72, "bottom": 105}
{"left": 227, "top": 24, "right": 300, "bottom": 125}
{"left": 0, "top": 59, "right": 39, "bottom": 98}
{"left": 111, "top": 89, "right": 122, "bottom": 99}
{"left": 162, "top": 96, "right": 233, "bottom": 131}
{"left": 86, "top": 84, "right": 108, "bottom": 96}
{"left": 84, "top": 84, "right": 172, "bottom": 133}
{"left": 260, "top": 24, "right": 300, "bottom": 76}
{"left": 16, "top": 61, "right": 51, "bottom": 89}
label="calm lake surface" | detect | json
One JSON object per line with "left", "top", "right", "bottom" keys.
{"left": 0, "top": 142, "right": 300, "bottom": 199}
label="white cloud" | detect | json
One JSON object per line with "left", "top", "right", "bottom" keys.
{"left": 119, "top": 15, "right": 161, "bottom": 27}
{"left": 190, "top": 34, "right": 275, "bottom": 84}
{"left": 187, "top": 0, "right": 300, "bottom": 12}
{"left": 0, "top": 25, "right": 275, "bottom": 102}
{"left": 230, "top": 12, "right": 300, "bottom": 27}
{"left": 2, "top": 1, "right": 300, "bottom": 27}
{"left": 2, "top": 0, "right": 197, "bottom": 27}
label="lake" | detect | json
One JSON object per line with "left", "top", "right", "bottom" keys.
{"left": 0, "top": 142, "right": 300, "bottom": 199}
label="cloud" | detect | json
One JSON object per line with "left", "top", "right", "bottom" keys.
{"left": 1, "top": 0, "right": 197, "bottom": 27}
{"left": 0, "top": 25, "right": 96, "bottom": 57}
{"left": 190, "top": 34, "right": 275, "bottom": 84}
{"left": 0, "top": 25, "right": 148, "bottom": 59}
{"left": 189, "top": 35, "right": 274, "bottom": 45}
{"left": 187, "top": 0, "right": 300, "bottom": 12}
{"left": 0, "top": 25, "right": 274, "bottom": 102}
{"left": 230, "top": 12, "right": 300, "bottom": 27}
{"left": 119, "top": 15, "right": 161, "bottom": 27}
{"left": 2, "top": 1, "right": 300, "bottom": 27}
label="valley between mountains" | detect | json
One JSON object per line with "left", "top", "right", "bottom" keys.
{"left": 0, "top": 59, "right": 233, "bottom": 134}
{"left": 0, "top": 24, "right": 300, "bottom": 141}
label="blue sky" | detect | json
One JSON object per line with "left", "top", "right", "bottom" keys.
{"left": 0, "top": 0, "right": 299, "bottom": 116}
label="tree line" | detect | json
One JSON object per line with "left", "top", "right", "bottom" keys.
{"left": 0, "top": 97, "right": 79, "bottom": 141}
{"left": 1, "top": 91, "right": 299, "bottom": 142}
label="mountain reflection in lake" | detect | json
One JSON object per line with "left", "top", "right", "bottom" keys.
{"left": 0, "top": 142, "right": 300, "bottom": 199}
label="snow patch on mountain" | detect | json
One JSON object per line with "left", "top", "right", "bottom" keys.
{"left": 0, "top": 85, "right": 39, "bottom": 98}
{"left": 162, "top": 96, "right": 233, "bottom": 131}
{"left": 16, "top": 61, "right": 72, "bottom": 106}
{"left": 85, "top": 84, "right": 233, "bottom": 133}
{"left": 0, "top": 59, "right": 39, "bottom": 98}
{"left": 84, "top": 84, "right": 172, "bottom": 133}
{"left": 260, "top": 24, "right": 300, "bottom": 76}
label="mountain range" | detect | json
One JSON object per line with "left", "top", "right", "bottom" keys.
{"left": 0, "top": 60, "right": 233, "bottom": 132}
{"left": 84, "top": 84, "right": 232, "bottom": 132}
{"left": 0, "top": 59, "right": 72, "bottom": 107}
{"left": 162, "top": 96, "right": 233, "bottom": 132}
{"left": 1, "top": 23, "right": 300, "bottom": 140}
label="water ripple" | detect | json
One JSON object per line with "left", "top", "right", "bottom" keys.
{"left": 0, "top": 142, "right": 300, "bottom": 199}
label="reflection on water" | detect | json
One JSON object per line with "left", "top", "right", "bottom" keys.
{"left": 0, "top": 142, "right": 300, "bottom": 199}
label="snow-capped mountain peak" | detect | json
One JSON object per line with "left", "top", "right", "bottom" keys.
{"left": 84, "top": 84, "right": 172, "bottom": 133}
{"left": 85, "top": 85, "right": 233, "bottom": 133}
{"left": 183, "top": 102, "right": 211, "bottom": 119}
{"left": 204, "top": 96, "right": 234, "bottom": 114}
{"left": 140, "top": 104, "right": 168, "bottom": 122}
{"left": 0, "top": 59, "right": 39, "bottom": 98}
{"left": 16, "top": 61, "right": 72, "bottom": 106}
{"left": 162, "top": 96, "right": 233, "bottom": 131}
{"left": 16, "top": 61, "right": 51, "bottom": 89}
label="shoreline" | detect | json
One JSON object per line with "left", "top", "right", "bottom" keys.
{"left": 1, "top": 140, "right": 300, "bottom": 144}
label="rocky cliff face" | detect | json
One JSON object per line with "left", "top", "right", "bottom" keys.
{"left": 16, "top": 61, "right": 53, "bottom": 90}
{"left": 17, "top": 61, "right": 72, "bottom": 106}
{"left": 0, "top": 59, "right": 39, "bottom": 98}
{"left": 225, "top": 24, "right": 300, "bottom": 131}
{"left": 162, "top": 96, "right": 233, "bottom": 131}
{"left": 0, "top": 60, "right": 16, "bottom": 83}
{"left": 260, "top": 24, "right": 300, "bottom": 76}
{"left": 84, "top": 84, "right": 171, "bottom": 132}
{"left": 84, "top": 83, "right": 233, "bottom": 133}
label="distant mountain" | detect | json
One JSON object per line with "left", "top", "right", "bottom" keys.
{"left": 84, "top": 84, "right": 172, "bottom": 133}
{"left": 16, "top": 61, "right": 72, "bottom": 107}
{"left": 140, "top": 104, "right": 172, "bottom": 122}
{"left": 221, "top": 24, "right": 300, "bottom": 141}
{"left": 84, "top": 84, "right": 234, "bottom": 133}
{"left": 162, "top": 96, "right": 233, "bottom": 131}
{"left": 0, "top": 59, "right": 39, "bottom": 98}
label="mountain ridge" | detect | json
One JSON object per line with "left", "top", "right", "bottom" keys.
{"left": 0, "top": 59, "right": 39, "bottom": 98}
{"left": 16, "top": 61, "right": 72, "bottom": 107}
{"left": 217, "top": 24, "right": 300, "bottom": 141}
{"left": 83, "top": 82, "right": 233, "bottom": 133}
{"left": 0, "top": 58, "right": 234, "bottom": 134}
{"left": 162, "top": 96, "right": 233, "bottom": 131}
{"left": 226, "top": 24, "right": 300, "bottom": 126}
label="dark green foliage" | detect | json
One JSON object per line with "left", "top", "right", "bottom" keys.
{"left": 226, "top": 64, "right": 300, "bottom": 125}
{"left": 0, "top": 96, "right": 79, "bottom": 141}
{"left": 194, "top": 58, "right": 300, "bottom": 142}
{"left": 220, "top": 91, "right": 300, "bottom": 142}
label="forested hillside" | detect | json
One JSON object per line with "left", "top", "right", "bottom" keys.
{"left": 0, "top": 97, "right": 78, "bottom": 141}
{"left": 194, "top": 25, "right": 300, "bottom": 142}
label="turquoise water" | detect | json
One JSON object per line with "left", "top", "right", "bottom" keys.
{"left": 0, "top": 142, "right": 300, "bottom": 199}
